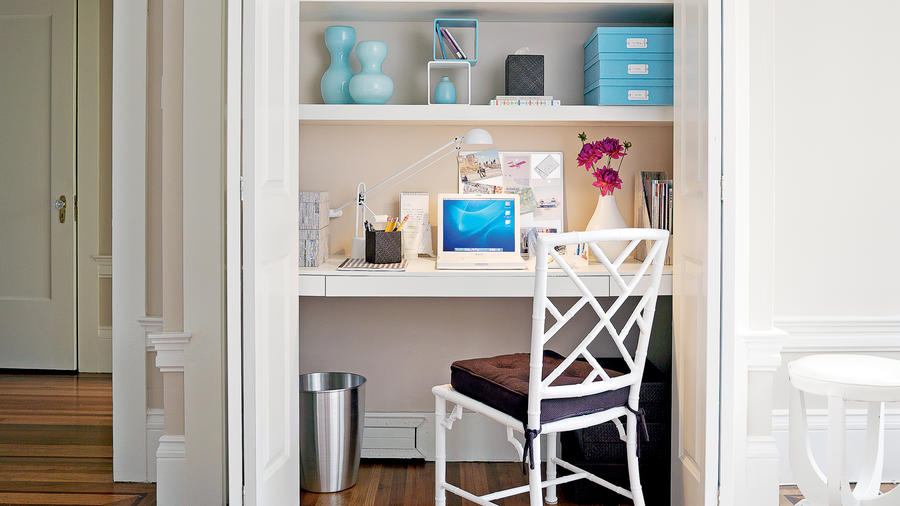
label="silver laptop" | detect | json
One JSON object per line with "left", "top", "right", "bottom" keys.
{"left": 436, "top": 194, "right": 527, "bottom": 270}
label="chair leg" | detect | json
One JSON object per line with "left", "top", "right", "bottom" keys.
{"left": 528, "top": 434, "right": 543, "bottom": 506}
{"left": 626, "top": 412, "right": 645, "bottom": 506}
{"left": 435, "top": 396, "right": 447, "bottom": 506}
{"left": 545, "top": 432, "right": 558, "bottom": 504}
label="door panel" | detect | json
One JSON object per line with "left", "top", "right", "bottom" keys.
{"left": 0, "top": 0, "right": 76, "bottom": 370}
{"left": 672, "top": 0, "right": 722, "bottom": 504}
{"left": 241, "top": 0, "right": 300, "bottom": 503}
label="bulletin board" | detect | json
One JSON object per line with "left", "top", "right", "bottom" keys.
{"left": 457, "top": 150, "right": 564, "bottom": 252}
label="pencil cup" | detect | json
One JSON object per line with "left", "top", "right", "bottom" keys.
{"left": 402, "top": 227, "right": 420, "bottom": 260}
{"left": 365, "top": 229, "right": 401, "bottom": 264}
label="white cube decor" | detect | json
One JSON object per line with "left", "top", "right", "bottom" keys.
{"left": 427, "top": 61, "right": 471, "bottom": 105}
{"left": 299, "top": 191, "right": 330, "bottom": 267}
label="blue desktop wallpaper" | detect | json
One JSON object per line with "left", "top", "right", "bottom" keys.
{"left": 442, "top": 199, "right": 516, "bottom": 252}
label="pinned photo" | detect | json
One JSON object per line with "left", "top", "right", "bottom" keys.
{"left": 458, "top": 149, "right": 502, "bottom": 183}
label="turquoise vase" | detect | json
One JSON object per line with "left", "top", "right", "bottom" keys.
{"left": 320, "top": 26, "right": 356, "bottom": 104}
{"left": 433, "top": 76, "right": 456, "bottom": 104}
{"left": 349, "top": 41, "right": 393, "bottom": 105}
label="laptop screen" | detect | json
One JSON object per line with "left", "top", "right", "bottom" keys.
{"left": 442, "top": 198, "right": 517, "bottom": 253}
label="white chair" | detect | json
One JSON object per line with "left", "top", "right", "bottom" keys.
{"left": 788, "top": 354, "right": 900, "bottom": 506}
{"left": 432, "top": 228, "right": 669, "bottom": 506}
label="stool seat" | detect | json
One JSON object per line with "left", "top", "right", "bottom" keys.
{"left": 788, "top": 354, "right": 900, "bottom": 402}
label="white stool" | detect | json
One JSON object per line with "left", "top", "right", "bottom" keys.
{"left": 788, "top": 354, "right": 900, "bottom": 506}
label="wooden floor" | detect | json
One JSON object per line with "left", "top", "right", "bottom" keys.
{"left": 0, "top": 373, "right": 892, "bottom": 505}
{"left": 0, "top": 373, "right": 156, "bottom": 505}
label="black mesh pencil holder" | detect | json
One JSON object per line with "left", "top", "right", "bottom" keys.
{"left": 365, "top": 230, "right": 401, "bottom": 264}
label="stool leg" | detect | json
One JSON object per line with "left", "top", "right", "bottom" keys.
{"left": 435, "top": 396, "right": 447, "bottom": 506}
{"left": 854, "top": 402, "right": 885, "bottom": 501}
{"left": 791, "top": 387, "right": 827, "bottom": 505}
{"left": 827, "top": 395, "right": 848, "bottom": 506}
{"left": 545, "top": 432, "right": 558, "bottom": 504}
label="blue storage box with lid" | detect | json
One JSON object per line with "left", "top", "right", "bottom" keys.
{"left": 583, "top": 27, "right": 673, "bottom": 106}
{"left": 584, "top": 79, "right": 673, "bottom": 106}
{"left": 584, "top": 53, "right": 674, "bottom": 82}
{"left": 584, "top": 27, "right": 674, "bottom": 61}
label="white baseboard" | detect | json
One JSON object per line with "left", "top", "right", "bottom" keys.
{"left": 146, "top": 409, "right": 164, "bottom": 483}
{"left": 156, "top": 435, "right": 185, "bottom": 504}
{"left": 363, "top": 412, "right": 537, "bottom": 462}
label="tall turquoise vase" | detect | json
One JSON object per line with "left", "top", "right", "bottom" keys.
{"left": 320, "top": 26, "right": 356, "bottom": 104}
{"left": 349, "top": 41, "right": 393, "bottom": 105}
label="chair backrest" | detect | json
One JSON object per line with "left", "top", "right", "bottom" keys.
{"left": 527, "top": 228, "right": 669, "bottom": 429}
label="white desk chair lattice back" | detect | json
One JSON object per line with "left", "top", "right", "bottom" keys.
{"left": 432, "top": 228, "right": 669, "bottom": 506}
{"left": 788, "top": 354, "right": 900, "bottom": 506}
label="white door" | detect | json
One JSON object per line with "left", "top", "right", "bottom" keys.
{"left": 671, "top": 0, "right": 722, "bottom": 504}
{"left": 240, "top": 0, "right": 301, "bottom": 503}
{"left": 0, "top": 0, "right": 77, "bottom": 370}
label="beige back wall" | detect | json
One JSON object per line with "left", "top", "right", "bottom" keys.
{"left": 300, "top": 125, "right": 673, "bottom": 256}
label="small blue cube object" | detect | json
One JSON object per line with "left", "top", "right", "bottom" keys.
{"left": 583, "top": 27, "right": 673, "bottom": 106}
{"left": 433, "top": 18, "right": 478, "bottom": 66}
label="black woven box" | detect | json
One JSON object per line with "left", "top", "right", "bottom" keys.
{"left": 365, "top": 230, "right": 401, "bottom": 264}
{"left": 559, "top": 358, "right": 670, "bottom": 505}
{"left": 505, "top": 54, "right": 544, "bottom": 96}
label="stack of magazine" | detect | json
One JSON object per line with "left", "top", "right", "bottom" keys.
{"left": 490, "top": 95, "right": 561, "bottom": 106}
{"left": 633, "top": 171, "right": 673, "bottom": 263}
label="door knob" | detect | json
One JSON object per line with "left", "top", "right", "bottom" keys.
{"left": 54, "top": 195, "right": 67, "bottom": 223}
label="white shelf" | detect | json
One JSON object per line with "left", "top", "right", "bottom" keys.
{"left": 298, "top": 255, "right": 673, "bottom": 297}
{"left": 300, "top": 0, "right": 673, "bottom": 24}
{"left": 298, "top": 104, "right": 673, "bottom": 126}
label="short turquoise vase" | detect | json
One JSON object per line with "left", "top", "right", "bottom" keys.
{"left": 320, "top": 26, "right": 356, "bottom": 104}
{"left": 349, "top": 41, "right": 394, "bottom": 105}
{"left": 433, "top": 76, "right": 457, "bottom": 104}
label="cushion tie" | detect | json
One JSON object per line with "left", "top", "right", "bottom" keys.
{"left": 626, "top": 405, "right": 650, "bottom": 457}
{"left": 522, "top": 428, "right": 541, "bottom": 474}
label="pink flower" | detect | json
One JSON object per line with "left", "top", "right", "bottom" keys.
{"left": 591, "top": 166, "right": 623, "bottom": 196}
{"left": 596, "top": 137, "right": 627, "bottom": 159}
{"left": 577, "top": 142, "right": 601, "bottom": 169}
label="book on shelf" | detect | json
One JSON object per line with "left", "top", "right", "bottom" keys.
{"left": 438, "top": 27, "right": 466, "bottom": 59}
{"left": 490, "top": 95, "right": 560, "bottom": 106}
{"left": 633, "top": 171, "right": 673, "bottom": 264}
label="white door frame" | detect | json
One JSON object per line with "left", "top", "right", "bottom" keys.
{"left": 111, "top": 0, "right": 150, "bottom": 482}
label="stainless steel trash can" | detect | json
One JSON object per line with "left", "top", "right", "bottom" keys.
{"left": 299, "top": 372, "right": 366, "bottom": 493}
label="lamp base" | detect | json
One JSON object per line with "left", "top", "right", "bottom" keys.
{"left": 350, "top": 236, "right": 366, "bottom": 259}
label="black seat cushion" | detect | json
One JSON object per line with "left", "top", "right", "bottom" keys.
{"left": 450, "top": 350, "right": 629, "bottom": 426}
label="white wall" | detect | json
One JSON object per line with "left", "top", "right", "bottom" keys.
{"left": 769, "top": 0, "right": 900, "bottom": 483}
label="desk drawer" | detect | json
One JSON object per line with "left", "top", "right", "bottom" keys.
{"left": 323, "top": 274, "right": 610, "bottom": 297}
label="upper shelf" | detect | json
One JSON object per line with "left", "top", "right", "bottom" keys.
{"left": 299, "top": 0, "right": 674, "bottom": 24}
{"left": 298, "top": 104, "right": 673, "bottom": 126}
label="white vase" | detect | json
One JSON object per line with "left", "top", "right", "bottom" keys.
{"left": 584, "top": 194, "right": 628, "bottom": 261}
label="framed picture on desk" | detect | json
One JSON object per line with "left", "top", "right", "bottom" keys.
{"left": 458, "top": 150, "right": 565, "bottom": 252}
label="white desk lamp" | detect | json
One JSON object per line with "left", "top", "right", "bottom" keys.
{"left": 329, "top": 128, "right": 494, "bottom": 259}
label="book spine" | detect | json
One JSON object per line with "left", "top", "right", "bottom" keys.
{"left": 489, "top": 98, "right": 560, "bottom": 106}
{"left": 440, "top": 27, "right": 464, "bottom": 59}
{"left": 435, "top": 25, "right": 446, "bottom": 58}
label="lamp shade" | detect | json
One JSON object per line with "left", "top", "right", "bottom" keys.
{"left": 461, "top": 128, "right": 493, "bottom": 145}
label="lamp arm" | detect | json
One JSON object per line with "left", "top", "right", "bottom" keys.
{"left": 364, "top": 148, "right": 458, "bottom": 200}
{"left": 330, "top": 137, "right": 460, "bottom": 214}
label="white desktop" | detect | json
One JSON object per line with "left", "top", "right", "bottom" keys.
{"left": 436, "top": 194, "right": 527, "bottom": 270}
